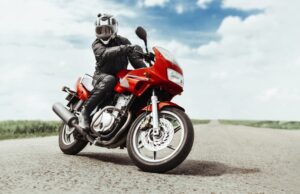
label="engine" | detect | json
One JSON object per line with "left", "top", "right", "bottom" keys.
{"left": 91, "top": 94, "right": 132, "bottom": 134}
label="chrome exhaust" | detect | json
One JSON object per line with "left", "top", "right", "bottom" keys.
{"left": 52, "top": 102, "right": 95, "bottom": 143}
{"left": 52, "top": 102, "right": 77, "bottom": 125}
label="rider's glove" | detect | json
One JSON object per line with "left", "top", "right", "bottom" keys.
{"left": 120, "top": 44, "right": 137, "bottom": 54}
{"left": 126, "top": 45, "right": 136, "bottom": 53}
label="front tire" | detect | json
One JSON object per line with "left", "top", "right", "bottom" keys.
{"left": 58, "top": 123, "right": 88, "bottom": 155}
{"left": 127, "top": 107, "right": 194, "bottom": 173}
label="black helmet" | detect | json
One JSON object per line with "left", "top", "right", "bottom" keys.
{"left": 95, "top": 13, "right": 118, "bottom": 45}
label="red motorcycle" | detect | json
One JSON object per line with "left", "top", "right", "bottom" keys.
{"left": 52, "top": 27, "right": 194, "bottom": 173}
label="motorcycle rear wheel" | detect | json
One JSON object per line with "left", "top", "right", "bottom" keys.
{"left": 58, "top": 122, "right": 88, "bottom": 155}
{"left": 127, "top": 107, "right": 194, "bottom": 173}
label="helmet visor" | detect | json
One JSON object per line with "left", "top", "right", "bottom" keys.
{"left": 95, "top": 26, "right": 113, "bottom": 40}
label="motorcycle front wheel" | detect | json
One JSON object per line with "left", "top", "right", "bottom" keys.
{"left": 127, "top": 107, "right": 194, "bottom": 173}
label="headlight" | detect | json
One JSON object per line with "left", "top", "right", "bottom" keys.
{"left": 167, "top": 68, "right": 184, "bottom": 87}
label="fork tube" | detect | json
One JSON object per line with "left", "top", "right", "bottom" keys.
{"left": 151, "top": 89, "right": 159, "bottom": 135}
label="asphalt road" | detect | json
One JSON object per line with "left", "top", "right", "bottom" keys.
{"left": 0, "top": 121, "right": 299, "bottom": 194}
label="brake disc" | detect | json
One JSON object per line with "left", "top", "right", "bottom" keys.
{"left": 140, "top": 118, "right": 174, "bottom": 151}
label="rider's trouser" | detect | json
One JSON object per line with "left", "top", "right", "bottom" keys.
{"left": 81, "top": 73, "right": 117, "bottom": 124}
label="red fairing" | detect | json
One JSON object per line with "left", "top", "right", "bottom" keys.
{"left": 76, "top": 78, "right": 90, "bottom": 100}
{"left": 114, "top": 47, "right": 184, "bottom": 97}
{"left": 114, "top": 69, "right": 131, "bottom": 94}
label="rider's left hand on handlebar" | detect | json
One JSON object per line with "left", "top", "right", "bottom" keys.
{"left": 125, "top": 44, "right": 139, "bottom": 54}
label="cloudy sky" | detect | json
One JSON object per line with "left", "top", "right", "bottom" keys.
{"left": 0, "top": 0, "right": 299, "bottom": 120}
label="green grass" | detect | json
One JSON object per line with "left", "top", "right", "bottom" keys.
{"left": 2, "top": 119, "right": 297, "bottom": 141}
{"left": 191, "top": 119, "right": 210, "bottom": 125}
{"left": 0, "top": 120, "right": 61, "bottom": 140}
{"left": 219, "top": 120, "right": 300, "bottom": 130}
{"left": 0, "top": 119, "right": 210, "bottom": 140}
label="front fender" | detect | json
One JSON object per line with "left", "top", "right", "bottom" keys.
{"left": 139, "top": 101, "right": 185, "bottom": 115}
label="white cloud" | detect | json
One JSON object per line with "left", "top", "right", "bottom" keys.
{"left": 210, "top": 71, "right": 228, "bottom": 80}
{"left": 193, "top": 0, "right": 300, "bottom": 120}
{"left": 197, "top": 0, "right": 213, "bottom": 9}
{"left": 0, "top": 0, "right": 136, "bottom": 38}
{"left": 175, "top": 4, "right": 184, "bottom": 14}
{"left": 257, "top": 88, "right": 300, "bottom": 102}
{"left": 142, "top": 0, "right": 169, "bottom": 7}
{"left": 1, "top": 0, "right": 300, "bottom": 121}
{"left": 198, "top": 1, "right": 300, "bottom": 68}
{"left": 256, "top": 88, "right": 279, "bottom": 102}
{"left": 0, "top": 0, "right": 140, "bottom": 120}
{"left": 222, "top": 0, "right": 274, "bottom": 10}
{"left": 140, "top": 0, "right": 300, "bottom": 120}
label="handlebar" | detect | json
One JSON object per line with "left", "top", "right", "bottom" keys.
{"left": 136, "top": 50, "right": 155, "bottom": 66}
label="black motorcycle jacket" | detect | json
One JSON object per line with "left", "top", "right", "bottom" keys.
{"left": 92, "top": 35, "right": 146, "bottom": 76}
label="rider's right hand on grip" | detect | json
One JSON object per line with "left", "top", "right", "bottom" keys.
{"left": 120, "top": 44, "right": 135, "bottom": 54}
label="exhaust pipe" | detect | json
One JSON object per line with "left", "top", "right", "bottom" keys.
{"left": 52, "top": 102, "right": 77, "bottom": 125}
{"left": 52, "top": 102, "right": 95, "bottom": 143}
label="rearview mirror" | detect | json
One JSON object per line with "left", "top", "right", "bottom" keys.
{"left": 135, "top": 26, "right": 147, "bottom": 45}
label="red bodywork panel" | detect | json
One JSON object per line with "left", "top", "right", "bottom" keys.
{"left": 140, "top": 101, "right": 185, "bottom": 113}
{"left": 75, "top": 48, "right": 184, "bottom": 110}
{"left": 76, "top": 78, "right": 90, "bottom": 100}
{"left": 114, "top": 47, "right": 183, "bottom": 97}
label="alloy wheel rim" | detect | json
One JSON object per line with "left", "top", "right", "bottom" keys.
{"left": 62, "top": 124, "right": 76, "bottom": 145}
{"left": 132, "top": 110, "right": 185, "bottom": 163}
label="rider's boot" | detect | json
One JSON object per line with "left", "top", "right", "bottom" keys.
{"left": 78, "top": 88, "right": 105, "bottom": 130}
{"left": 78, "top": 108, "right": 90, "bottom": 130}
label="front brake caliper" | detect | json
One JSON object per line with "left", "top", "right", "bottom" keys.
{"left": 139, "top": 114, "right": 152, "bottom": 131}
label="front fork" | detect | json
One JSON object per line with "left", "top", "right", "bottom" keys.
{"left": 151, "top": 90, "right": 160, "bottom": 135}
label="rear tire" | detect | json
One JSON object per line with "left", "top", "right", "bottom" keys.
{"left": 127, "top": 107, "right": 194, "bottom": 173}
{"left": 58, "top": 123, "right": 88, "bottom": 155}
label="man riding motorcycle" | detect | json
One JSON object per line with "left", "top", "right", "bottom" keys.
{"left": 78, "top": 13, "right": 146, "bottom": 129}
{"left": 53, "top": 19, "right": 195, "bottom": 173}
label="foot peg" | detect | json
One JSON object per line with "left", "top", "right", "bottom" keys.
{"left": 70, "top": 121, "right": 94, "bottom": 144}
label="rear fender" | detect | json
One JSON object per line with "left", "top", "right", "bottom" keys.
{"left": 139, "top": 101, "right": 185, "bottom": 115}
